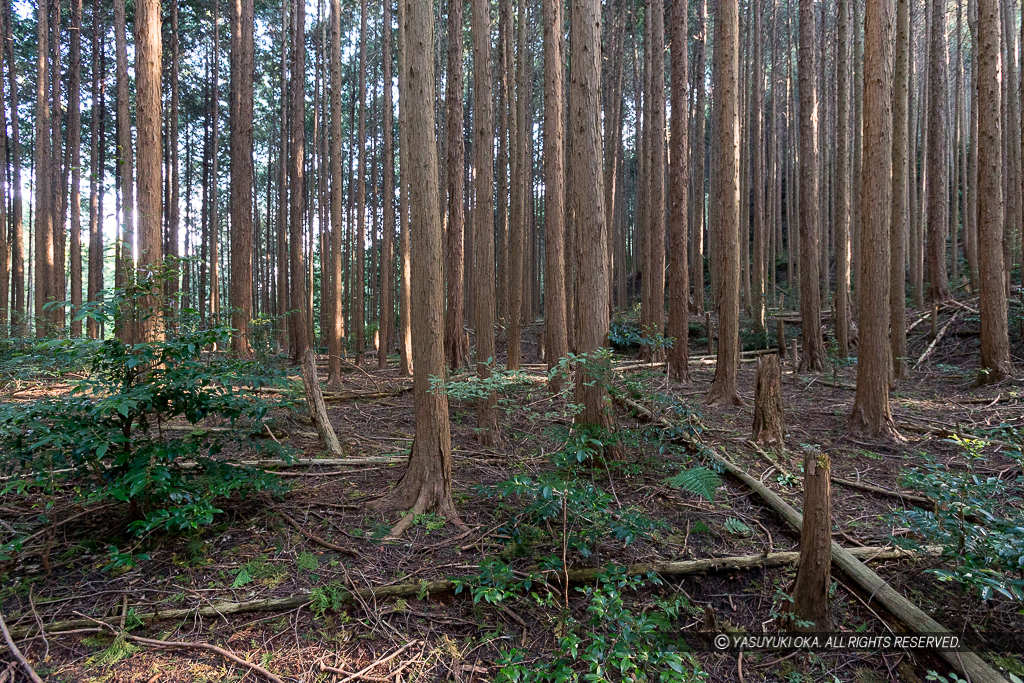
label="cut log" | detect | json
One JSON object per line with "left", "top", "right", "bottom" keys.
{"left": 791, "top": 449, "right": 832, "bottom": 631}
{"left": 300, "top": 349, "right": 344, "bottom": 455}
{"left": 752, "top": 354, "right": 785, "bottom": 447}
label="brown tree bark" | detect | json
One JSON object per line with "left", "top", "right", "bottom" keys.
{"left": 834, "top": 0, "right": 852, "bottom": 359}
{"left": 751, "top": 0, "right": 766, "bottom": 334}
{"left": 645, "top": 0, "right": 666, "bottom": 358}
{"left": 6, "top": 0, "right": 24, "bottom": 336}
{"left": 288, "top": 0, "right": 309, "bottom": 357}
{"left": 229, "top": 0, "right": 255, "bottom": 356}
{"left": 851, "top": 0, "right": 896, "bottom": 436}
{"left": 691, "top": 0, "right": 707, "bottom": 316}
{"left": 796, "top": 0, "right": 827, "bottom": 373}
{"left": 379, "top": 0, "right": 395, "bottom": 369}
{"left": 374, "top": 0, "right": 458, "bottom": 528}
{"left": 667, "top": 0, "right": 689, "bottom": 383}
{"left": 926, "top": 0, "right": 951, "bottom": 302}
{"left": 353, "top": 0, "right": 367, "bottom": 365}
{"left": 68, "top": 0, "right": 83, "bottom": 337}
{"left": 507, "top": 2, "right": 526, "bottom": 371}
{"left": 209, "top": 0, "right": 220, "bottom": 321}
{"left": 473, "top": 0, "right": 498, "bottom": 445}
{"left": 444, "top": 0, "right": 469, "bottom": 371}
{"left": 976, "top": 0, "right": 1012, "bottom": 382}
{"left": 706, "top": 0, "right": 742, "bottom": 406}
{"left": 569, "top": 0, "right": 614, "bottom": 435}
{"left": 752, "top": 353, "right": 784, "bottom": 447}
{"left": 397, "top": 0, "right": 412, "bottom": 376}
{"left": 165, "top": 0, "right": 180, "bottom": 307}
{"left": 34, "top": 0, "right": 55, "bottom": 337}
{"left": 0, "top": 7, "right": 6, "bottom": 336}
{"left": 890, "top": 0, "right": 910, "bottom": 380}
{"left": 327, "top": 0, "right": 345, "bottom": 386}
{"left": 135, "top": 0, "right": 162, "bottom": 341}
{"left": 791, "top": 449, "right": 832, "bottom": 631}
{"left": 543, "top": 0, "right": 568, "bottom": 382}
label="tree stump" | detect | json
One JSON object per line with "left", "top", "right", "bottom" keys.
{"left": 301, "top": 349, "right": 344, "bottom": 455}
{"left": 705, "top": 312, "right": 715, "bottom": 354}
{"left": 776, "top": 318, "right": 786, "bottom": 355}
{"left": 752, "top": 354, "right": 785, "bottom": 447}
{"left": 790, "top": 339, "right": 799, "bottom": 376}
{"left": 791, "top": 448, "right": 832, "bottom": 631}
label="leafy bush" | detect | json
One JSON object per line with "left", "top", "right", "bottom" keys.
{"left": 0, "top": 274, "right": 294, "bottom": 565}
{"left": 494, "top": 567, "right": 707, "bottom": 683}
{"left": 608, "top": 318, "right": 644, "bottom": 350}
{"left": 894, "top": 437, "right": 1024, "bottom": 601}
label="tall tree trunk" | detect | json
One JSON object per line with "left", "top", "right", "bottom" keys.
{"left": 444, "top": 0, "right": 468, "bottom": 371}
{"left": 372, "top": 0, "right": 458, "bottom": 527}
{"left": 543, "top": 0, "right": 567, "bottom": 380}
{"left": 327, "top": 0, "right": 345, "bottom": 386}
{"left": 851, "top": 0, "right": 895, "bottom": 436}
{"left": 890, "top": 0, "right": 910, "bottom": 380}
{"left": 354, "top": 0, "right": 368, "bottom": 364}
{"left": 569, "top": 0, "right": 614, "bottom": 434}
{"left": 34, "top": 0, "right": 54, "bottom": 337}
{"left": 209, "top": 0, "right": 220, "bottom": 321}
{"left": 229, "top": 0, "right": 255, "bottom": 356}
{"left": 507, "top": 2, "right": 527, "bottom": 371}
{"left": 6, "top": 0, "right": 24, "bottom": 335}
{"left": 834, "top": 0, "right": 852, "bottom": 358}
{"left": 667, "top": 0, "right": 690, "bottom": 382}
{"left": 378, "top": 0, "right": 395, "bottom": 369}
{"left": 166, "top": 0, "right": 180, "bottom": 306}
{"left": 751, "top": 0, "right": 766, "bottom": 334}
{"left": 68, "top": 0, "right": 83, "bottom": 337}
{"left": 473, "top": 0, "right": 498, "bottom": 445}
{"left": 976, "top": 0, "right": 1011, "bottom": 381}
{"left": 926, "top": 0, "right": 951, "bottom": 302}
{"left": 797, "top": 0, "right": 828, "bottom": 372}
{"left": 288, "top": 0, "right": 309, "bottom": 357}
{"left": 706, "top": 0, "right": 742, "bottom": 405}
{"left": 135, "top": 0, "right": 162, "bottom": 341}
{"left": 397, "top": 0, "right": 412, "bottom": 375}
{"left": 646, "top": 0, "right": 666, "bottom": 358}
{"left": 691, "top": 0, "right": 707, "bottom": 315}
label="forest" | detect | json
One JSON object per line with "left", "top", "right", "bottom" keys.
{"left": 0, "top": 0, "right": 1023, "bottom": 679}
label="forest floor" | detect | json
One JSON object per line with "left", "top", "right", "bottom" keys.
{"left": 2, "top": 302, "right": 1024, "bottom": 683}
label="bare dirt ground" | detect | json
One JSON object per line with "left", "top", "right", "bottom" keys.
{"left": 2, "top": 303, "right": 1023, "bottom": 683}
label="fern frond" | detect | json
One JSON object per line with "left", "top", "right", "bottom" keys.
{"left": 664, "top": 467, "right": 722, "bottom": 502}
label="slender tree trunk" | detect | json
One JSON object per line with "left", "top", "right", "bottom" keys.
{"left": 926, "top": 0, "right": 951, "bottom": 302}
{"left": 372, "top": 0, "right": 458, "bottom": 527}
{"left": 68, "top": 0, "right": 83, "bottom": 336}
{"left": 751, "top": 0, "right": 766, "bottom": 334}
{"left": 976, "top": 0, "right": 1011, "bottom": 381}
{"left": 327, "top": 0, "right": 345, "bottom": 386}
{"left": 288, "top": 0, "right": 309, "bottom": 357}
{"left": 966, "top": 0, "right": 980, "bottom": 290}
{"left": 34, "top": 0, "right": 54, "bottom": 337}
{"left": 797, "top": 0, "right": 828, "bottom": 372}
{"left": 507, "top": 2, "right": 526, "bottom": 371}
{"left": 473, "top": 0, "right": 498, "bottom": 445}
{"left": 0, "top": 8, "right": 6, "bottom": 336}
{"left": 7, "top": 0, "right": 24, "bottom": 336}
{"left": 834, "top": 0, "right": 852, "bottom": 358}
{"left": 135, "top": 0, "right": 162, "bottom": 340}
{"left": 706, "top": 0, "right": 742, "bottom": 406}
{"left": 166, "top": 0, "right": 180, "bottom": 306}
{"left": 543, "top": 0, "right": 567, "bottom": 381}
{"left": 444, "top": 0, "right": 468, "bottom": 370}
{"left": 890, "top": 0, "right": 910, "bottom": 380}
{"left": 229, "top": 0, "right": 254, "bottom": 356}
{"left": 378, "top": 0, "right": 395, "bottom": 368}
{"left": 646, "top": 0, "right": 666, "bottom": 357}
{"left": 692, "top": 0, "right": 707, "bottom": 315}
{"left": 209, "top": 0, "right": 220, "bottom": 321}
{"left": 398, "top": 0, "right": 412, "bottom": 376}
{"left": 353, "top": 0, "right": 367, "bottom": 364}
{"left": 851, "top": 0, "right": 895, "bottom": 436}
{"left": 667, "top": 0, "right": 690, "bottom": 383}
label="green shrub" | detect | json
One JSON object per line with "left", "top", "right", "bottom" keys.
{"left": 0, "top": 272, "right": 295, "bottom": 567}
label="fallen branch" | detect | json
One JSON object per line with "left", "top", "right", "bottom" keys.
{"left": 0, "top": 610, "right": 43, "bottom": 683}
{"left": 124, "top": 634, "right": 285, "bottom": 683}
{"left": 275, "top": 508, "right": 358, "bottom": 555}
{"left": 830, "top": 476, "right": 935, "bottom": 509}
{"left": 914, "top": 312, "right": 959, "bottom": 369}
{"left": 11, "top": 546, "right": 934, "bottom": 640}
{"left": 301, "top": 349, "right": 344, "bottom": 455}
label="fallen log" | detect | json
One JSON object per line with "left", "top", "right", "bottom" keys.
{"left": 301, "top": 349, "right": 344, "bottom": 455}
{"left": 914, "top": 312, "right": 959, "bottom": 369}
{"left": 8, "top": 546, "right": 932, "bottom": 640}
